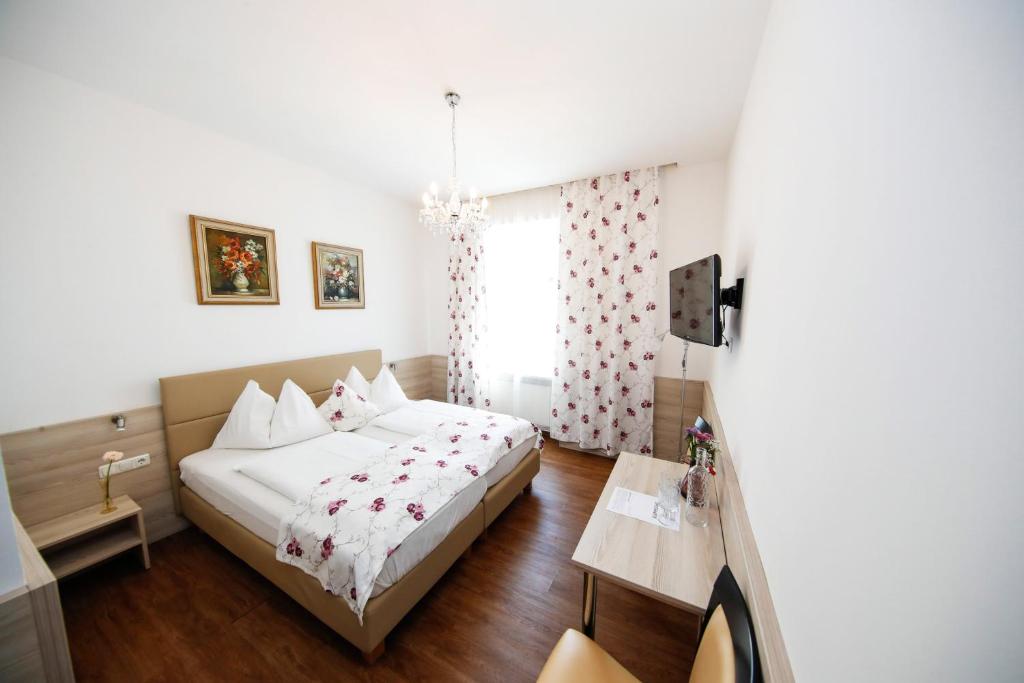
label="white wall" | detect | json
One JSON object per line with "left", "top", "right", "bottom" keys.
{"left": 655, "top": 162, "right": 726, "bottom": 380}
{"left": 711, "top": 2, "right": 1024, "bottom": 680}
{"left": 0, "top": 58, "right": 429, "bottom": 433}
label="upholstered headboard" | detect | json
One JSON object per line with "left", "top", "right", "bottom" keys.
{"left": 159, "top": 349, "right": 382, "bottom": 510}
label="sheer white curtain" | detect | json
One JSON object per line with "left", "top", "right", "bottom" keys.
{"left": 482, "top": 185, "right": 560, "bottom": 427}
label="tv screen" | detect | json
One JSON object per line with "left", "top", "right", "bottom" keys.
{"left": 669, "top": 254, "right": 722, "bottom": 347}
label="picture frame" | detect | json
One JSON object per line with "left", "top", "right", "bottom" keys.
{"left": 190, "top": 215, "right": 280, "bottom": 305}
{"left": 312, "top": 242, "right": 365, "bottom": 309}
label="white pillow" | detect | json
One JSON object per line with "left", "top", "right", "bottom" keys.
{"left": 212, "top": 380, "right": 275, "bottom": 449}
{"left": 344, "top": 366, "right": 372, "bottom": 398}
{"left": 317, "top": 379, "right": 382, "bottom": 432}
{"left": 270, "top": 379, "right": 333, "bottom": 447}
{"left": 369, "top": 365, "right": 409, "bottom": 413}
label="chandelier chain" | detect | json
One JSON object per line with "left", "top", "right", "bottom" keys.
{"left": 450, "top": 100, "right": 457, "bottom": 179}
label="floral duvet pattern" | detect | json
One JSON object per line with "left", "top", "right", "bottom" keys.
{"left": 275, "top": 407, "right": 541, "bottom": 621}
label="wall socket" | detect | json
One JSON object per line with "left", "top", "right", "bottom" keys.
{"left": 98, "top": 453, "right": 150, "bottom": 479}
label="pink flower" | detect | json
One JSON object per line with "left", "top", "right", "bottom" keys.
{"left": 327, "top": 499, "right": 346, "bottom": 515}
{"left": 401, "top": 458, "right": 416, "bottom": 466}
{"left": 463, "top": 465, "right": 479, "bottom": 477}
{"left": 392, "top": 473, "right": 410, "bottom": 484}
{"left": 480, "top": 433, "right": 491, "bottom": 441}
{"left": 504, "top": 436, "right": 513, "bottom": 448}
{"left": 320, "top": 477, "right": 333, "bottom": 485}
{"left": 350, "top": 473, "right": 369, "bottom": 483}
{"left": 450, "top": 434, "right": 461, "bottom": 443}
{"left": 321, "top": 535, "right": 334, "bottom": 559}
{"left": 449, "top": 449, "right": 462, "bottom": 455}
{"left": 331, "top": 409, "right": 343, "bottom": 422}
{"left": 369, "top": 497, "right": 386, "bottom": 512}
{"left": 286, "top": 537, "right": 303, "bottom": 557}
{"left": 436, "top": 460, "right": 448, "bottom": 468}
{"left": 406, "top": 502, "right": 426, "bottom": 521}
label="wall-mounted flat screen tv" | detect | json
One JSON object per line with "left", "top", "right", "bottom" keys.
{"left": 669, "top": 254, "right": 722, "bottom": 347}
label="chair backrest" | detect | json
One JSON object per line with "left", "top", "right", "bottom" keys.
{"left": 690, "top": 565, "right": 761, "bottom": 683}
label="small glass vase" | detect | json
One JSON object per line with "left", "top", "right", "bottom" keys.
{"left": 684, "top": 450, "right": 711, "bottom": 528}
{"left": 99, "top": 477, "right": 117, "bottom": 514}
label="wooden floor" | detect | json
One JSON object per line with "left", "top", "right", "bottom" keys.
{"left": 59, "top": 442, "right": 699, "bottom": 682}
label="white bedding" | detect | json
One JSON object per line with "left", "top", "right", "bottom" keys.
{"left": 180, "top": 400, "right": 536, "bottom": 597}
{"left": 356, "top": 400, "right": 535, "bottom": 486}
{"left": 180, "top": 433, "right": 485, "bottom": 597}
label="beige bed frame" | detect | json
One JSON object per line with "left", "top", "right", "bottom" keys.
{"left": 159, "top": 349, "right": 540, "bottom": 663}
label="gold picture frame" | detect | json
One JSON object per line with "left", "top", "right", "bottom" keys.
{"left": 312, "top": 242, "right": 365, "bottom": 309}
{"left": 190, "top": 215, "right": 280, "bottom": 305}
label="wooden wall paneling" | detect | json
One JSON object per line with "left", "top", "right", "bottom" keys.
{"left": 389, "top": 355, "right": 433, "bottom": 401}
{"left": 653, "top": 377, "right": 705, "bottom": 461}
{"left": 703, "top": 384, "right": 795, "bottom": 683}
{"left": 14, "top": 516, "right": 74, "bottom": 682}
{"left": 0, "top": 587, "right": 43, "bottom": 682}
{"left": 430, "top": 354, "right": 447, "bottom": 401}
{"left": 0, "top": 405, "right": 187, "bottom": 542}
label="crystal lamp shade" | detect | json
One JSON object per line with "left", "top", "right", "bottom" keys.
{"left": 419, "top": 178, "right": 489, "bottom": 236}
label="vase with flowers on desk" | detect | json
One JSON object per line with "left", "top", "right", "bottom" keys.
{"left": 681, "top": 427, "right": 719, "bottom": 527}
{"left": 99, "top": 450, "right": 123, "bottom": 513}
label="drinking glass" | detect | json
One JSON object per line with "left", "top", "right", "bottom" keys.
{"left": 655, "top": 473, "right": 680, "bottom": 525}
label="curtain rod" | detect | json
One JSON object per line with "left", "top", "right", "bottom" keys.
{"left": 487, "top": 162, "right": 678, "bottom": 200}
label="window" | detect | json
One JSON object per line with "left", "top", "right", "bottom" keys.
{"left": 483, "top": 216, "right": 559, "bottom": 425}
{"left": 484, "top": 217, "right": 559, "bottom": 377}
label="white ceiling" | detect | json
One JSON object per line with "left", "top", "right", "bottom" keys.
{"left": 0, "top": 0, "right": 769, "bottom": 200}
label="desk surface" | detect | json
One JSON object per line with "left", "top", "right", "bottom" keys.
{"left": 570, "top": 452, "right": 726, "bottom": 615}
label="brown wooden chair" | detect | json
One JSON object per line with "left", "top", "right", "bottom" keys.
{"left": 537, "top": 565, "right": 760, "bottom": 683}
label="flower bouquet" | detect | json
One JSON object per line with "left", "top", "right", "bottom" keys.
{"left": 322, "top": 253, "right": 359, "bottom": 301}
{"left": 216, "top": 235, "right": 265, "bottom": 291}
{"left": 685, "top": 427, "right": 719, "bottom": 475}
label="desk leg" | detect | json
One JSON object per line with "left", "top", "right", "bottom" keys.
{"left": 581, "top": 572, "right": 597, "bottom": 639}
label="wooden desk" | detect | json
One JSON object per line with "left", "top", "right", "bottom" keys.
{"left": 570, "top": 452, "right": 726, "bottom": 637}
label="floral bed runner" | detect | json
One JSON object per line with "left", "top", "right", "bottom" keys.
{"left": 275, "top": 409, "right": 541, "bottom": 621}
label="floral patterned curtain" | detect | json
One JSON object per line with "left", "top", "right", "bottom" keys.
{"left": 447, "top": 230, "right": 491, "bottom": 408}
{"left": 551, "top": 168, "right": 660, "bottom": 456}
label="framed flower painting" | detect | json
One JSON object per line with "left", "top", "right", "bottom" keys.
{"left": 190, "top": 215, "right": 279, "bottom": 305}
{"left": 312, "top": 242, "right": 365, "bottom": 309}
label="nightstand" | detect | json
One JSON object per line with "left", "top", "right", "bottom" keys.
{"left": 25, "top": 494, "right": 150, "bottom": 579}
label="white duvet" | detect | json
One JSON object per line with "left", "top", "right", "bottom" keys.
{"left": 237, "top": 431, "right": 392, "bottom": 502}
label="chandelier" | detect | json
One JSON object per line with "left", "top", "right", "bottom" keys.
{"left": 420, "top": 92, "right": 489, "bottom": 236}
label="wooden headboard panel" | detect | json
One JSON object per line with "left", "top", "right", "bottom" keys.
{"left": 158, "top": 349, "right": 382, "bottom": 509}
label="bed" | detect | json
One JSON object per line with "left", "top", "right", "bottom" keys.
{"left": 159, "top": 350, "right": 540, "bottom": 662}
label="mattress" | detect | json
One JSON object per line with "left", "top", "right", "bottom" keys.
{"left": 180, "top": 400, "right": 535, "bottom": 596}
